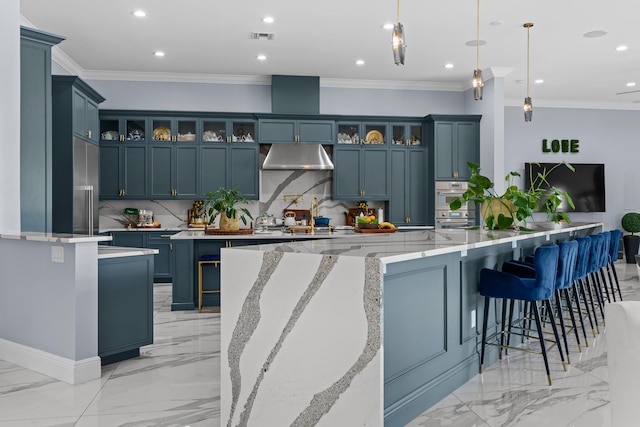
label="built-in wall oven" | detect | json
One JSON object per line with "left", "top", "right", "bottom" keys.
{"left": 435, "top": 181, "right": 477, "bottom": 229}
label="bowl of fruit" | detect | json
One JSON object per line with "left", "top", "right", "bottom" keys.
{"left": 356, "top": 214, "right": 379, "bottom": 229}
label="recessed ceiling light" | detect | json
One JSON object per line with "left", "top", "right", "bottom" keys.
{"left": 465, "top": 40, "right": 487, "bottom": 47}
{"left": 153, "top": 51, "right": 165, "bottom": 57}
{"left": 133, "top": 10, "right": 146, "bottom": 17}
{"left": 355, "top": 59, "right": 365, "bottom": 66}
{"left": 616, "top": 45, "right": 629, "bottom": 51}
{"left": 383, "top": 23, "right": 394, "bottom": 30}
{"left": 262, "top": 16, "right": 275, "bottom": 23}
{"left": 444, "top": 63, "right": 454, "bottom": 69}
{"left": 627, "top": 82, "right": 636, "bottom": 87}
{"left": 583, "top": 30, "right": 608, "bottom": 38}
{"left": 535, "top": 79, "right": 544, "bottom": 84}
{"left": 256, "top": 54, "right": 267, "bottom": 61}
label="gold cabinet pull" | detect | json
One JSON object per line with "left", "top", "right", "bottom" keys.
{"left": 170, "top": 243, "right": 173, "bottom": 251}
{"left": 453, "top": 171, "right": 459, "bottom": 179}
{"left": 87, "top": 130, "right": 92, "bottom": 139}
{"left": 172, "top": 135, "right": 177, "bottom": 142}
{"left": 120, "top": 134, "right": 124, "bottom": 142}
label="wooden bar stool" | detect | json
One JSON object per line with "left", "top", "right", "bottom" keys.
{"left": 198, "top": 254, "right": 221, "bottom": 313}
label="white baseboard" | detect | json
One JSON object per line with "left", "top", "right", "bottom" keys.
{"left": 0, "top": 338, "right": 101, "bottom": 384}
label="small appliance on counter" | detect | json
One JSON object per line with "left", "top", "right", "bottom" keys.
{"left": 137, "top": 209, "right": 160, "bottom": 228}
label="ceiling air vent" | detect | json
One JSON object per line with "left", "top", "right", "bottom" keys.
{"left": 250, "top": 32, "right": 275, "bottom": 40}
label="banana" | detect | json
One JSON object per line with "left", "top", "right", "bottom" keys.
{"left": 379, "top": 221, "right": 396, "bottom": 229}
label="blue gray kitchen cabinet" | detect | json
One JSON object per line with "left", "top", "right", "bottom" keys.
{"left": 148, "top": 145, "right": 198, "bottom": 199}
{"left": 111, "top": 231, "right": 144, "bottom": 248}
{"left": 150, "top": 117, "right": 197, "bottom": 142}
{"left": 389, "top": 145, "right": 427, "bottom": 225}
{"left": 50, "top": 76, "right": 103, "bottom": 145}
{"left": 259, "top": 119, "right": 334, "bottom": 144}
{"left": 98, "top": 253, "right": 154, "bottom": 364}
{"left": 111, "top": 231, "right": 177, "bottom": 282}
{"left": 147, "top": 232, "right": 177, "bottom": 283}
{"left": 200, "top": 144, "right": 259, "bottom": 199}
{"left": 426, "top": 115, "right": 481, "bottom": 181}
{"left": 51, "top": 76, "right": 105, "bottom": 234}
{"left": 20, "top": 27, "right": 64, "bottom": 233}
{"left": 333, "top": 145, "right": 389, "bottom": 200}
{"left": 99, "top": 143, "right": 148, "bottom": 199}
{"left": 202, "top": 118, "right": 256, "bottom": 143}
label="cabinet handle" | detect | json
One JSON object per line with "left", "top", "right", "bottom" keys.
{"left": 119, "top": 134, "right": 124, "bottom": 142}
{"left": 87, "top": 130, "right": 92, "bottom": 139}
{"left": 170, "top": 243, "right": 173, "bottom": 251}
{"left": 172, "top": 135, "right": 177, "bottom": 142}
{"left": 453, "top": 171, "right": 459, "bottom": 179}
{"left": 161, "top": 234, "right": 172, "bottom": 238}
{"left": 408, "top": 217, "right": 411, "bottom": 224}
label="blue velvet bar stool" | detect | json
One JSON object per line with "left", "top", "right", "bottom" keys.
{"left": 607, "top": 229, "right": 624, "bottom": 301}
{"left": 586, "top": 234, "right": 607, "bottom": 322}
{"left": 598, "top": 231, "right": 615, "bottom": 302}
{"left": 503, "top": 241, "right": 582, "bottom": 358}
{"left": 479, "top": 244, "right": 565, "bottom": 386}
{"left": 574, "top": 237, "right": 597, "bottom": 339}
{"left": 198, "top": 254, "right": 221, "bottom": 313}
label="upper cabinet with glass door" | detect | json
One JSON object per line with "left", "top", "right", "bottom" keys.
{"left": 202, "top": 119, "right": 256, "bottom": 143}
{"left": 391, "top": 123, "right": 423, "bottom": 146}
{"left": 151, "top": 118, "right": 197, "bottom": 142}
{"left": 100, "top": 117, "right": 148, "bottom": 142}
{"left": 336, "top": 122, "right": 388, "bottom": 145}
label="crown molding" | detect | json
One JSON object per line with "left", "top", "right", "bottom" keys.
{"left": 82, "top": 70, "right": 272, "bottom": 85}
{"left": 504, "top": 97, "right": 640, "bottom": 111}
{"left": 51, "top": 46, "right": 84, "bottom": 76}
{"left": 487, "top": 67, "right": 515, "bottom": 79}
{"left": 320, "top": 78, "right": 464, "bottom": 91}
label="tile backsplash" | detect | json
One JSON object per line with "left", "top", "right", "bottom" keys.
{"left": 98, "top": 170, "right": 383, "bottom": 230}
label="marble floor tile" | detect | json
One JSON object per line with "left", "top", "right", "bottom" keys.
{"left": 0, "top": 263, "right": 637, "bottom": 426}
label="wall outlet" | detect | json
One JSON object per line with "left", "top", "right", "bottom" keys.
{"left": 471, "top": 310, "right": 476, "bottom": 328}
{"left": 52, "top": 246, "right": 64, "bottom": 263}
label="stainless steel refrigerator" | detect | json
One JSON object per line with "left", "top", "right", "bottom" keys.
{"left": 53, "top": 137, "right": 99, "bottom": 235}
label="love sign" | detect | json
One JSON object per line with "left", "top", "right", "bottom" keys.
{"left": 541, "top": 139, "right": 579, "bottom": 153}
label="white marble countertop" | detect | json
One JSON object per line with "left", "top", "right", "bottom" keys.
{"left": 100, "top": 227, "right": 187, "bottom": 233}
{"left": 225, "top": 222, "right": 602, "bottom": 264}
{"left": 0, "top": 231, "right": 112, "bottom": 244}
{"left": 170, "top": 229, "right": 359, "bottom": 240}
{"left": 97, "top": 245, "right": 159, "bottom": 259}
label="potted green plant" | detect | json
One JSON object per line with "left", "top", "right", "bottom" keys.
{"left": 449, "top": 161, "right": 575, "bottom": 230}
{"left": 203, "top": 187, "right": 254, "bottom": 231}
{"left": 621, "top": 212, "right": 640, "bottom": 263}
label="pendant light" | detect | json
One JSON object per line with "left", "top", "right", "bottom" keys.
{"left": 523, "top": 23, "right": 534, "bottom": 122}
{"left": 472, "top": 0, "right": 484, "bottom": 100}
{"left": 392, "top": 0, "right": 406, "bottom": 65}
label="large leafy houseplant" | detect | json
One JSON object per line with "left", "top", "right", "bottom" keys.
{"left": 449, "top": 161, "right": 575, "bottom": 230}
{"left": 203, "top": 187, "right": 254, "bottom": 230}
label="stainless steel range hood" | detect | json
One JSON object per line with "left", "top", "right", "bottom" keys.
{"left": 262, "top": 144, "right": 334, "bottom": 170}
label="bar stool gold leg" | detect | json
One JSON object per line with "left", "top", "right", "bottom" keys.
{"left": 198, "top": 259, "right": 221, "bottom": 313}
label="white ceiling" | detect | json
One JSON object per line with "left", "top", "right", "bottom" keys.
{"left": 19, "top": 0, "right": 640, "bottom": 109}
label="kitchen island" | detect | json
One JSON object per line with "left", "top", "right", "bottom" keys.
{"left": 218, "top": 222, "right": 602, "bottom": 426}
{"left": 169, "top": 228, "right": 361, "bottom": 310}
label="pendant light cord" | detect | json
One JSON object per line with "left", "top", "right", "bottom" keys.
{"left": 397, "top": 0, "right": 401, "bottom": 22}
{"left": 527, "top": 25, "right": 530, "bottom": 98}
{"left": 476, "top": 0, "right": 480, "bottom": 68}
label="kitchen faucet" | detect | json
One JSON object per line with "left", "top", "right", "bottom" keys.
{"left": 310, "top": 197, "right": 319, "bottom": 234}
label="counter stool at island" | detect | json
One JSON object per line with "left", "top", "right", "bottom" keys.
{"left": 479, "top": 244, "right": 565, "bottom": 386}
{"left": 198, "top": 254, "right": 221, "bottom": 313}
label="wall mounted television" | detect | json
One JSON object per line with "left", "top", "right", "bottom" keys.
{"left": 524, "top": 163, "right": 606, "bottom": 212}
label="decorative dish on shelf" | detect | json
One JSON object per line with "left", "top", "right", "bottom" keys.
{"left": 365, "top": 130, "right": 384, "bottom": 144}
{"left": 153, "top": 126, "right": 171, "bottom": 141}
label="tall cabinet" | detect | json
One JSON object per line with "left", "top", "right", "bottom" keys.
{"left": 426, "top": 115, "right": 481, "bottom": 181}
{"left": 51, "top": 76, "right": 105, "bottom": 234}
{"left": 20, "top": 27, "right": 64, "bottom": 232}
